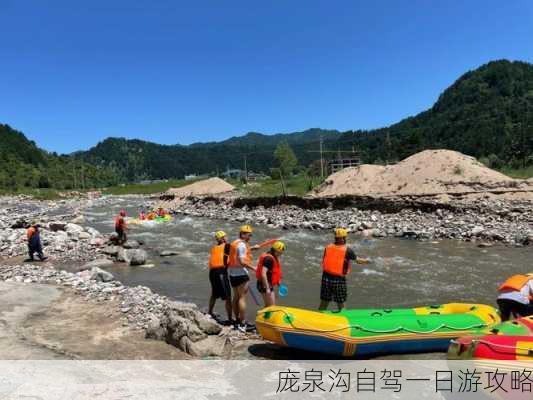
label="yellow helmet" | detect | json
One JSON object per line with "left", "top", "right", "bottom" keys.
{"left": 272, "top": 241, "right": 286, "bottom": 253}
{"left": 240, "top": 224, "right": 253, "bottom": 234}
{"left": 214, "top": 230, "right": 226, "bottom": 240}
{"left": 335, "top": 228, "right": 348, "bottom": 238}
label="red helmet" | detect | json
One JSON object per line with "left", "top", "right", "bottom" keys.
{"left": 119, "top": 210, "right": 126, "bottom": 217}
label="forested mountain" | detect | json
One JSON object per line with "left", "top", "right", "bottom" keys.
{"left": 2, "top": 59, "right": 532, "bottom": 189}
{"left": 0, "top": 124, "right": 118, "bottom": 190}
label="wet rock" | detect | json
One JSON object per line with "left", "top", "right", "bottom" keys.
{"left": 48, "top": 221, "right": 67, "bottom": 232}
{"left": 478, "top": 242, "right": 493, "bottom": 248}
{"left": 123, "top": 240, "right": 140, "bottom": 249}
{"left": 126, "top": 249, "right": 148, "bottom": 266}
{"left": 83, "top": 258, "right": 115, "bottom": 270}
{"left": 160, "top": 250, "right": 179, "bottom": 257}
{"left": 70, "top": 215, "right": 85, "bottom": 224}
{"left": 10, "top": 219, "right": 29, "bottom": 229}
{"left": 102, "top": 245, "right": 120, "bottom": 256}
{"left": 89, "top": 267, "right": 114, "bottom": 282}
{"left": 78, "top": 232, "right": 91, "bottom": 240}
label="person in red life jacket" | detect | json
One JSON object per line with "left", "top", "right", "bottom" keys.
{"left": 115, "top": 210, "right": 128, "bottom": 244}
{"left": 26, "top": 221, "right": 47, "bottom": 262}
{"left": 256, "top": 241, "right": 285, "bottom": 307}
{"left": 208, "top": 230, "right": 233, "bottom": 323}
{"left": 319, "top": 228, "right": 368, "bottom": 312}
{"left": 227, "top": 224, "right": 260, "bottom": 332}
{"left": 139, "top": 210, "right": 146, "bottom": 220}
{"left": 497, "top": 273, "right": 533, "bottom": 321}
{"left": 157, "top": 207, "right": 166, "bottom": 217}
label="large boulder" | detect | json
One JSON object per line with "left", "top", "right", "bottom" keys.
{"left": 89, "top": 267, "right": 114, "bottom": 282}
{"left": 160, "top": 250, "right": 179, "bottom": 257}
{"left": 65, "top": 223, "right": 84, "bottom": 236}
{"left": 78, "top": 232, "right": 91, "bottom": 240}
{"left": 85, "top": 227, "right": 101, "bottom": 237}
{"left": 102, "top": 245, "right": 120, "bottom": 256}
{"left": 123, "top": 240, "right": 140, "bottom": 249}
{"left": 48, "top": 221, "right": 67, "bottom": 232}
{"left": 118, "top": 248, "right": 148, "bottom": 265}
{"left": 70, "top": 215, "right": 85, "bottom": 224}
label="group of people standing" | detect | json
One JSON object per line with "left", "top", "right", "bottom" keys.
{"left": 207, "top": 225, "right": 367, "bottom": 332}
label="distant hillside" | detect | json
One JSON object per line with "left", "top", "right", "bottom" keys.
{"left": 0, "top": 124, "right": 118, "bottom": 191}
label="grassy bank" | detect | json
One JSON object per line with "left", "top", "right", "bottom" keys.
{"left": 229, "top": 175, "right": 323, "bottom": 197}
{"left": 498, "top": 166, "right": 533, "bottom": 179}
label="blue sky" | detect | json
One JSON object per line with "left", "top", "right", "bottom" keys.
{"left": 1, "top": 0, "right": 532, "bottom": 153}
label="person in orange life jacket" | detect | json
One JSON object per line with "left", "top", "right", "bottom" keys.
{"left": 497, "top": 274, "right": 533, "bottom": 321}
{"left": 319, "top": 228, "right": 368, "bottom": 312}
{"left": 115, "top": 210, "right": 128, "bottom": 244}
{"left": 227, "top": 224, "right": 261, "bottom": 332}
{"left": 208, "top": 230, "right": 233, "bottom": 323}
{"left": 256, "top": 241, "right": 285, "bottom": 307}
{"left": 26, "top": 221, "right": 47, "bottom": 262}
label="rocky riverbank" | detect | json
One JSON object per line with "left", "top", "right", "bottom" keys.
{"left": 166, "top": 197, "right": 533, "bottom": 246}
{"left": 0, "top": 263, "right": 253, "bottom": 358}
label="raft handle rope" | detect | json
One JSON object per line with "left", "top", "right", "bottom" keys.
{"left": 451, "top": 339, "right": 533, "bottom": 355}
{"left": 258, "top": 309, "right": 489, "bottom": 335}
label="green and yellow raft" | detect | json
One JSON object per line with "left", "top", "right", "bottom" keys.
{"left": 256, "top": 303, "right": 500, "bottom": 358}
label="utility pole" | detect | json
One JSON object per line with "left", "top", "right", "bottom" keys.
{"left": 243, "top": 154, "right": 248, "bottom": 182}
{"left": 319, "top": 135, "right": 324, "bottom": 179}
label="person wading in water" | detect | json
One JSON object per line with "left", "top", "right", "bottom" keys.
{"left": 207, "top": 230, "right": 233, "bottom": 324}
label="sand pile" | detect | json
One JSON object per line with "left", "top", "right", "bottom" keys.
{"left": 167, "top": 177, "right": 235, "bottom": 198}
{"left": 312, "top": 149, "right": 533, "bottom": 199}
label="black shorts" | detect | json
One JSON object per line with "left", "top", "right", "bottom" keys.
{"left": 229, "top": 274, "right": 250, "bottom": 288}
{"left": 497, "top": 298, "right": 533, "bottom": 321}
{"left": 320, "top": 272, "right": 347, "bottom": 304}
{"left": 209, "top": 268, "right": 231, "bottom": 300}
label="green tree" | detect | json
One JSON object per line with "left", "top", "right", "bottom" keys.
{"left": 274, "top": 141, "right": 298, "bottom": 177}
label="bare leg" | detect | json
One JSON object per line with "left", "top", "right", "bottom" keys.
{"left": 208, "top": 293, "right": 216, "bottom": 316}
{"left": 235, "top": 282, "right": 249, "bottom": 323}
{"left": 224, "top": 298, "right": 233, "bottom": 321}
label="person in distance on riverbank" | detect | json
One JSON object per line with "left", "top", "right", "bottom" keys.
{"left": 114, "top": 210, "right": 128, "bottom": 244}
{"left": 228, "top": 224, "right": 260, "bottom": 332}
{"left": 256, "top": 241, "right": 285, "bottom": 307}
{"left": 26, "top": 221, "right": 47, "bottom": 262}
{"left": 319, "top": 228, "right": 367, "bottom": 312}
{"left": 208, "top": 230, "right": 233, "bottom": 324}
{"left": 496, "top": 273, "right": 533, "bottom": 321}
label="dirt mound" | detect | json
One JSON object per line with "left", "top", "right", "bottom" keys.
{"left": 312, "top": 149, "right": 533, "bottom": 199}
{"left": 167, "top": 178, "right": 235, "bottom": 198}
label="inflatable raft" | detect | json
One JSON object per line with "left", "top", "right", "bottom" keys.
{"left": 128, "top": 215, "right": 173, "bottom": 225}
{"left": 255, "top": 303, "right": 500, "bottom": 358}
{"left": 448, "top": 316, "right": 533, "bottom": 360}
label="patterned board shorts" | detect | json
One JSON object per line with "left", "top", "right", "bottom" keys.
{"left": 320, "top": 273, "right": 347, "bottom": 304}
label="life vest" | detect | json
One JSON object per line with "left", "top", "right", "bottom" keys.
{"left": 498, "top": 275, "right": 533, "bottom": 293}
{"left": 147, "top": 212, "right": 156, "bottom": 220}
{"left": 139, "top": 212, "right": 146, "bottom": 220}
{"left": 115, "top": 216, "right": 125, "bottom": 229}
{"left": 209, "top": 243, "right": 227, "bottom": 269}
{"left": 228, "top": 239, "right": 252, "bottom": 268}
{"left": 322, "top": 243, "right": 350, "bottom": 277}
{"left": 27, "top": 227, "right": 36, "bottom": 240}
{"left": 255, "top": 252, "right": 282, "bottom": 285}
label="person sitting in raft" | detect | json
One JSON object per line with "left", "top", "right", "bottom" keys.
{"left": 139, "top": 210, "right": 146, "bottom": 220}
{"left": 157, "top": 207, "right": 166, "bottom": 217}
{"left": 256, "top": 241, "right": 286, "bottom": 307}
{"left": 146, "top": 211, "right": 156, "bottom": 220}
{"left": 227, "top": 224, "right": 260, "bottom": 332}
{"left": 26, "top": 221, "right": 47, "bottom": 262}
{"left": 208, "top": 230, "right": 233, "bottom": 323}
{"left": 319, "top": 228, "right": 368, "bottom": 312}
{"left": 114, "top": 210, "right": 128, "bottom": 244}
{"left": 497, "top": 273, "right": 533, "bottom": 321}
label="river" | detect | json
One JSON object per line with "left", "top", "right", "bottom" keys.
{"left": 83, "top": 197, "right": 532, "bottom": 324}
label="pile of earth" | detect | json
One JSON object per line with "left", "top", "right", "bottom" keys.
{"left": 312, "top": 150, "right": 533, "bottom": 201}
{"left": 166, "top": 178, "right": 235, "bottom": 198}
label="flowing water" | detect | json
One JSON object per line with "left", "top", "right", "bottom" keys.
{"left": 84, "top": 197, "right": 532, "bottom": 323}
